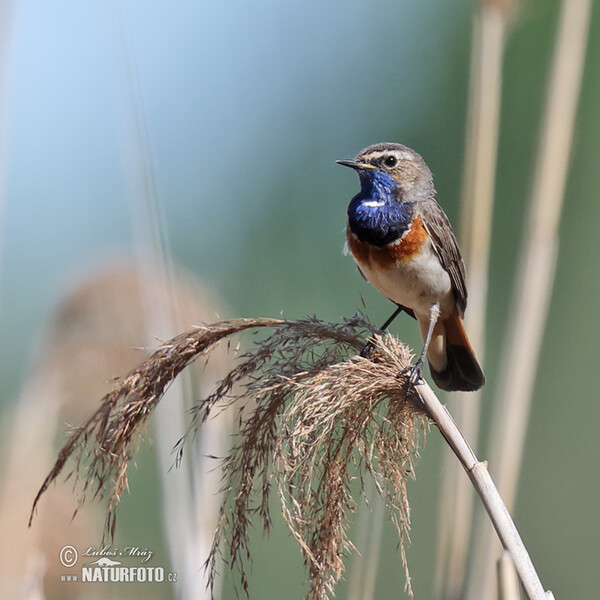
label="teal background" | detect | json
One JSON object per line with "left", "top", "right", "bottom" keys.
{"left": 1, "top": 1, "right": 599, "bottom": 598}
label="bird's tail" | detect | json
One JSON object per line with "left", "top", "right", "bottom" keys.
{"left": 429, "top": 311, "right": 485, "bottom": 392}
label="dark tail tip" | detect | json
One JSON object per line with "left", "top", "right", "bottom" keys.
{"left": 429, "top": 344, "right": 485, "bottom": 392}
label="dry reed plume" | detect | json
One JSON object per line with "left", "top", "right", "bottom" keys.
{"left": 29, "top": 315, "right": 426, "bottom": 599}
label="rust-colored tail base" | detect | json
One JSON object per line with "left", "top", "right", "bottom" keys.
{"left": 430, "top": 312, "right": 485, "bottom": 392}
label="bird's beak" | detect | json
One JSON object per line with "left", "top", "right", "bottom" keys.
{"left": 336, "top": 159, "right": 376, "bottom": 170}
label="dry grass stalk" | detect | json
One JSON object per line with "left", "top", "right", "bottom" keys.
{"left": 29, "top": 315, "right": 427, "bottom": 600}
{"left": 273, "top": 336, "right": 425, "bottom": 599}
{"left": 415, "top": 382, "right": 553, "bottom": 600}
{"left": 29, "top": 317, "right": 282, "bottom": 537}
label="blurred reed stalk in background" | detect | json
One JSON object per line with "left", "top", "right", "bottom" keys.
{"left": 465, "top": 0, "right": 593, "bottom": 598}
{"left": 347, "top": 478, "right": 386, "bottom": 600}
{"left": 0, "top": 265, "right": 224, "bottom": 600}
{"left": 106, "top": 4, "right": 235, "bottom": 597}
{"left": 497, "top": 551, "right": 522, "bottom": 600}
{"left": 435, "top": 1, "right": 515, "bottom": 597}
{"left": 0, "top": 294, "right": 106, "bottom": 600}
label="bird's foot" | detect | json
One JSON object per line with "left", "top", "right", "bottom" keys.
{"left": 360, "top": 337, "right": 376, "bottom": 359}
{"left": 398, "top": 358, "right": 426, "bottom": 392}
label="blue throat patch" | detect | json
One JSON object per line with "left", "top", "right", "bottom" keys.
{"left": 347, "top": 169, "right": 415, "bottom": 247}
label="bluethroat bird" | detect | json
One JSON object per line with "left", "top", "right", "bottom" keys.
{"left": 338, "top": 142, "right": 485, "bottom": 392}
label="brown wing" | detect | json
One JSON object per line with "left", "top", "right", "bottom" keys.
{"left": 419, "top": 197, "right": 468, "bottom": 316}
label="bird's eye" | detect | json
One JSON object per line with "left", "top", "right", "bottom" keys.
{"left": 384, "top": 155, "right": 397, "bottom": 168}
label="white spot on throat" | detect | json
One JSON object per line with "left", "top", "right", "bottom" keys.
{"left": 362, "top": 200, "right": 385, "bottom": 208}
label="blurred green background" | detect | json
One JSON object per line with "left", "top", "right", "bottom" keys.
{"left": 1, "top": 0, "right": 599, "bottom": 598}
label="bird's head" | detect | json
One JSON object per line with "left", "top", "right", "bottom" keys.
{"left": 337, "top": 143, "right": 433, "bottom": 200}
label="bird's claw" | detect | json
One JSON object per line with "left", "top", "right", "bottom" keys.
{"left": 360, "top": 338, "right": 375, "bottom": 359}
{"left": 397, "top": 359, "right": 425, "bottom": 391}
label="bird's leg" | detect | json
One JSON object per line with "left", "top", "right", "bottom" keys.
{"left": 401, "top": 303, "right": 440, "bottom": 388}
{"left": 360, "top": 305, "right": 404, "bottom": 358}
{"left": 379, "top": 305, "right": 404, "bottom": 331}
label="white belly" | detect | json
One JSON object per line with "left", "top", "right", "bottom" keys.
{"left": 354, "top": 238, "right": 454, "bottom": 320}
